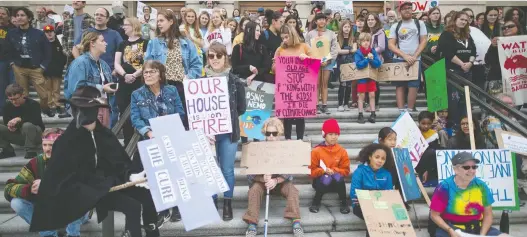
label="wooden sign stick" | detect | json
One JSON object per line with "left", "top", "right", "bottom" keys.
{"left": 464, "top": 86, "right": 476, "bottom": 150}
{"left": 416, "top": 176, "right": 431, "bottom": 206}
{"left": 109, "top": 178, "right": 147, "bottom": 192}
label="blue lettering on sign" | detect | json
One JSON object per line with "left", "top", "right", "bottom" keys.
{"left": 491, "top": 188, "right": 513, "bottom": 202}
{"left": 487, "top": 163, "right": 512, "bottom": 179}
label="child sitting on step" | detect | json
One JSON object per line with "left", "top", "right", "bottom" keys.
{"left": 309, "top": 118, "right": 351, "bottom": 214}
{"left": 415, "top": 111, "right": 441, "bottom": 187}
{"left": 354, "top": 32, "right": 382, "bottom": 124}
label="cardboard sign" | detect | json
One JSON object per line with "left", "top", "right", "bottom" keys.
{"left": 436, "top": 149, "right": 520, "bottom": 210}
{"left": 393, "top": 148, "right": 422, "bottom": 202}
{"left": 497, "top": 35, "right": 527, "bottom": 106}
{"left": 275, "top": 56, "right": 321, "bottom": 118}
{"left": 138, "top": 114, "right": 229, "bottom": 230}
{"left": 399, "top": 0, "right": 439, "bottom": 13}
{"left": 356, "top": 190, "right": 417, "bottom": 237}
{"left": 495, "top": 129, "right": 527, "bottom": 156}
{"left": 310, "top": 36, "right": 331, "bottom": 60}
{"left": 387, "top": 112, "right": 429, "bottom": 167}
{"left": 424, "top": 58, "right": 448, "bottom": 112}
{"left": 240, "top": 140, "right": 311, "bottom": 175}
{"left": 239, "top": 82, "right": 274, "bottom": 140}
{"left": 184, "top": 77, "right": 232, "bottom": 136}
{"left": 340, "top": 62, "right": 419, "bottom": 82}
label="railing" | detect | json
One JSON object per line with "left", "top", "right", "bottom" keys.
{"left": 103, "top": 104, "right": 140, "bottom": 237}
{"left": 421, "top": 55, "right": 527, "bottom": 138}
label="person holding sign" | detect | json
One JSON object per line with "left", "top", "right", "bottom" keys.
{"left": 415, "top": 111, "right": 441, "bottom": 184}
{"left": 242, "top": 117, "right": 303, "bottom": 237}
{"left": 350, "top": 143, "right": 394, "bottom": 237}
{"left": 354, "top": 32, "right": 382, "bottom": 124}
{"left": 336, "top": 20, "right": 358, "bottom": 111}
{"left": 430, "top": 152, "right": 509, "bottom": 237}
{"left": 204, "top": 42, "right": 246, "bottom": 221}
{"left": 309, "top": 119, "right": 351, "bottom": 214}
{"left": 446, "top": 116, "right": 485, "bottom": 149}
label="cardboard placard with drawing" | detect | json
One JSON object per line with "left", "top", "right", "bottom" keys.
{"left": 240, "top": 140, "right": 311, "bottom": 175}
{"left": 340, "top": 62, "right": 419, "bottom": 82}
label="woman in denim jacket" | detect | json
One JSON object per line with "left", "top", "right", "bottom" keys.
{"left": 64, "top": 31, "right": 117, "bottom": 127}
{"left": 205, "top": 42, "right": 246, "bottom": 221}
{"left": 144, "top": 9, "right": 202, "bottom": 130}
{"left": 130, "top": 60, "right": 185, "bottom": 225}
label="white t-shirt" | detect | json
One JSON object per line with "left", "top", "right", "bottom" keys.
{"left": 389, "top": 20, "right": 427, "bottom": 59}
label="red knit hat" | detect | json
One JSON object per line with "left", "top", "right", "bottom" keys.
{"left": 43, "top": 24, "right": 55, "bottom": 32}
{"left": 322, "top": 118, "right": 340, "bottom": 137}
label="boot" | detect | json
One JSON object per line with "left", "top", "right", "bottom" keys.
{"left": 170, "top": 207, "right": 181, "bottom": 222}
{"left": 368, "top": 112, "right": 376, "bottom": 123}
{"left": 309, "top": 192, "right": 323, "bottom": 213}
{"left": 0, "top": 148, "right": 16, "bottom": 159}
{"left": 357, "top": 113, "right": 365, "bottom": 124}
{"left": 144, "top": 223, "right": 160, "bottom": 237}
{"left": 223, "top": 199, "right": 233, "bottom": 221}
{"left": 156, "top": 210, "right": 171, "bottom": 227}
{"left": 339, "top": 200, "right": 350, "bottom": 214}
{"left": 42, "top": 108, "right": 55, "bottom": 117}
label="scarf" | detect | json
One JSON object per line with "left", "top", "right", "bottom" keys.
{"left": 204, "top": 66, "right": 231, "bottom": 77}
{"left": 360, "top": 46, "right": 372, "bottom": 57}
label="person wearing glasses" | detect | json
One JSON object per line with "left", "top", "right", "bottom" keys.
{"left": 130, "top": 60, "right": 185, "bottom": 227}
{"left": 430, "top": 152, "right": 509, "bottom": 237}
{"left": 242, "top": 117, "right": 303, "bottom": 237}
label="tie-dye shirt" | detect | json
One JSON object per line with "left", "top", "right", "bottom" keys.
{"left": 430, "top": 176, "right": 494, "bottom": 223}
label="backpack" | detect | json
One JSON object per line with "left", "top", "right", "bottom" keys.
{"left": 373, "top": 31, "right": 394, "bottom": 63}
{"left": 394, "top": 18, "right": 421, "bottom": 47}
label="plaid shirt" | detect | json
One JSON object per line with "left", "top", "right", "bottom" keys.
{"left": 62, "top": 13, "right": 94, "bottom": 59}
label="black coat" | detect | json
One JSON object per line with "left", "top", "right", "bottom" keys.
{"left": 30, "top": 120, "right": 136, "bottom": 231}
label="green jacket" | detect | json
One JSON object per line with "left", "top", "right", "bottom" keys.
{"left": 327, "top": 20, "right": 340, "bottom": 32}
{"left": 424, "top": 22, "right": 444, "bottom": 57}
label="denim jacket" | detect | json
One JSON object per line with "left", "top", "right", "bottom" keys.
{"left": 64, "top": 53, "right": 113, "bottom": 99}
{"left": 144, "top": 37, "right": 202, "bottom": 79}
{"left": 130, "top": 85, "right": 185, "bottom": 136}
{"left": 7, "top": 27, "right": 51, "bottom": 69}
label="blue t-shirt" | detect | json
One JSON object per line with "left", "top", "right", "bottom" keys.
{"left": 73, "top": 14, "right": 85, "bottom": 45}
{"left": 86, "top": 27, "right": 123, "bottom": 69}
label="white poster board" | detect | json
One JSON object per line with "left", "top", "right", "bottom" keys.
{"left": 470, "top": 26, "right": 491, "bottom": 65}
{"left": 495, "top": 129, "right": 527, "bottom": 156}
{"left": 137, "top": 1, "right": 158, "bottom": 21}
{"left": 497, "top": 35, "right": 527, "bottom": 106}
{"left": 387, "top": 112, "right": 429, "bottom": 167}
{"left": 64, "top": 5, "right": 74, "bottom": 15}
{"left": 184, "top": 77, "right": 232, "bottom": 136}
{"left": 436, "top": 149, "right": 520, "bottom": 210}
{"left": 326, "top": 1, "right": 353, "bottom": 18}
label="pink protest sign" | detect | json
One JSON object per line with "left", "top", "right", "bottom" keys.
{"left": 275, "top": 56, "right": 321, "bottom": 118}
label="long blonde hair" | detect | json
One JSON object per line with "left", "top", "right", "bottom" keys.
{"left": 183, "top": 9, "right": 202, "bottom": 40}
{"left": 279, "top": 24, "right": 302, "bottom": 48}
{"left": 81, "top": 31, "right": 102, "bottom": 53}
{"left": 125, "top": 17, "right": 142, "bottom": 37}
{"left": 208, "top": 11, "right": 224, "bottom": 32}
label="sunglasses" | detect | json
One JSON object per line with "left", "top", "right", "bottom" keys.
{"left": 265, "top": 131, "right": 279, "bottom": 137}
{"left": 460, "top": 165, "right": 479, "bottom": 170}
{"left": 208, "top": 53, "right": 224, "bottom": 60}
{"left": 503, "top": 24, "right": 517, "bottom": 30}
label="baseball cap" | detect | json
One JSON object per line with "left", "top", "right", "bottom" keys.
{"left": 112, "top": 6, "right": 124, "bottom": 15}
{"left": 323, "top": 9, "right": 332, "bottom": 16}
{"left": 400, "top": 1, "right": 413, "bottom": 10}
{"left": 257, "top": 7, "right": 264, "bottom": 13}
{"left": 451, "top": 152, "right": 480, "bottom": 166}
{"left": 43, "top": 24, "right": 55, "bottom": 32}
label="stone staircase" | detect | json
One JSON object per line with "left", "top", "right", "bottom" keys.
{"left": 0, "top": 83, "right": 526, "bottom": 237}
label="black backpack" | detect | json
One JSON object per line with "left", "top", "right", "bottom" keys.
{"left": 394, "top": 19, "right": 422, "bottom": 47}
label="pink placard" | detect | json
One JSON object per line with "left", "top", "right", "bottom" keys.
{"left": 275, "top": 56, "right": 321, "bottom": 118}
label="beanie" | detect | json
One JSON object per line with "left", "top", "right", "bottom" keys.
{"left": 322, "top": 118, "right": 340, "bottom": 137}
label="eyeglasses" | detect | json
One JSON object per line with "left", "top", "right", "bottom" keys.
{"left": 265, "top": 131, "right": 279, "bottom": 137}
{"left": 460, "top": 165, "right": 479, "bottom": 170}
{"left": 503, "top": 24, "right": 517, "bottom": 31}
{"left": 208, "top": 53, "right": 224, "bottom": 60}
{"left": 143, "top": 70, "right": 159, "bottom": 75}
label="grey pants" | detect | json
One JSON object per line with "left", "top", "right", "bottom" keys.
{"left": 0, "top": 123, "right": 42, "bottom": 152}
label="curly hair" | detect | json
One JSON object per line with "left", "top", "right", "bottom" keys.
{"left": 261, "top": 117, "right": 284, "bottom": 136}
{"left": 445, "top": 11, "right": 471, "bottom": 40}
{"left": 357, "top": 143, "right": 394, "bottom": 170}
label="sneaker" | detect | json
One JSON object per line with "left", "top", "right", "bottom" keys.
{"left": 337, "top": 105, "right": 344, "bottom": 112}
{"left": 292, "top": 222, "right": 305, "bottom": 237}
{"left": 58, "top": 110, "right": 72, "bottom": 118}
{"left": 24, "top": 151, "right": 37, "bottom": 159}
{"left": 340, "top": 200, "right": 350, "bottom": 214}
{"left": 368, "top": 113, "right": 376, "bottom": 123}
{"left": 317, "top": 104, "right": 322, "bottom": 114}
{"left": 322, "top": 105, "right": 330, "bottom": 114}
{"left": 42, "top": 108, "right": 55, "bottom": 118}
{"left": 357, "top": 113, "right": 365, "bottom": 124}
{"left": 170, "top": 207, "right": 181, "bottom": 222}
{"left": 309, "top": 204, "right": 320, "bottom": 213}
{"left": 0, "top": 150, "right": 16, "bottom": 159}
{"left": 156, "top": 210, "right": 171, "bottom": 228}
{"left": 245, "top": 223, "right": 257, "bottom": 237}
{"left": 344, "top": 105, "right": 350, "bottom": 111}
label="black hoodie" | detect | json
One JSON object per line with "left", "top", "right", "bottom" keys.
{"left": 44, "top": 37, "right": 67, "bottom": 77}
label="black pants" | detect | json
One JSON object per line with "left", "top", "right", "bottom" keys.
{"left": 283, "top": 118, "right": 305, "bottom": 140}
{"left": 338, "top": 84, "right": 351, "bottom": 106}
{"left": 353, "top": 206, "right": 370, "bottom": 237}
{"left": 241, "top": 137, "right": 259, "bottom": 143}
{"left": 116, "top": 79, "right": 142, "bottom": 147}
{"left": 311, "top": 178, "right": 347, "bottom": 205}
{"left": 169, "top": 81, "right": 189, "bottom": 130}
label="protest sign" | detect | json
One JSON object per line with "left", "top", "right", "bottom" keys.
{"left": 64, "top": 5, "right": 74, "bottom": 14}
{"left": 240, "top": 140, "right": 311, "bottom": 174}
{"left": 239, "top": 82, "right": 274, "bottom": 140}
{"left": 340, "top": 62, "right": 419, "bottom": 82}
{"left": 184, "top": 77, "right": 232, "bottom": 135}
{"left": 436, "top": 149, "right": 520, "bottom": 210}
{"left": 495, "top": 129, "right": 527, "bottom": 156}
{"left": 137, "top": 1, "right": 157, "bottom": 20}
{"left": 386, "top": 112, "right": 429, "bottom": 167}
{"left": 393, "top": 148, "right": 422, "bottom": 202}
{"left": 470, "top": 26, "right": 491, "bottom": 65}
{"left": 356, "top": 190, "right": 416, "bottom": 237}
{"left": 399, "top": 0, "right": 439, "bottom": 13}
{"left": 497, "top": 35, "right": 527, "bottom": 106}
{"left": 424, "top": 58, "right": 448, "bottom": 112}
{"left": 310, "top": 36, "right": 331, "bottom": 60}
{"left": 138, "top": 114, "right": 228, "bottom": 230}
{"left": 326, "top": 1, "right": 353, "bottom": 17}
{"left": 275, "top": 56, "right": 321, "bottom": 118}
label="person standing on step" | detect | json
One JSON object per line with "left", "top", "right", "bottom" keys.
{"left": 305, "top": 13, "right": 339, "bottom": 115}
{"left": 204, "top": 42, "right": 246, "bottom": 221}
{"left": 43, "top": 24, "right": 67, "bottom": 118}
{"left": 350, "top": 143, "right": 394, "bottom": 237}
{"left": 259, "top": 10, "right": 284, "bottom": 84}
{"left": 274, "top": 24, "right": 311, "bottom": 140}
{"left": 363, "top": 13, "right": 387, "bottom": 113}
{"left": 33, "top": 7, "right": 55, "bottom": 31}
{"left": 242, "top": 117, "right": 303, "bottom": 237}
{"left": 0, "top": 84, "right": 44, "bottom": 159}
{"left": 309, "top": 118, "right": 351, "bottom": 214}
{"left": 354, "top": 32, "right": 381, "bottom": 124}
{"left": 7, "top": 7, "right": 54, "bottom": 118}
{"left": 336, "top": 20, "right": 358, "bottom": 111}
{"left": 4, "top": 128, "right": 88, "bottom": 237}
{"left": 203, "top": 11, "right": 232, "bottom": 56}
{"left": 388, "top": 1, "right": 427, "bottom": 113}
{"left": 0, "top": 7, "right": 15, "bottom": 116}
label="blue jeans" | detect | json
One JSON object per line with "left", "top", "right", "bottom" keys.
{"left": 11, "top": 198, "right": 87, "bottom": 236}
{"left": 213, "top": 133, "right": 238, "bottom": 199}
{"left": 0, "top": 60, "right": 12, "bottom": 115}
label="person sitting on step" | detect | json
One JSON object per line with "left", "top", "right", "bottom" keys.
{"left": 242, "top": 117, "right": 304, "bottom": 237}
{"left": 415, "top": 111, "right": 441, "bottom": 187}
{"left": 350, "top": 143, "right": 394, "bottom": 237}
{"left": 4, "top": 128, "right": 87, "bottom": 237}
{"left": 0, "top": 83, "right": 44, "bottom": 159}
{"left": 309, "top": 118, "right": 351, "bottom": 214}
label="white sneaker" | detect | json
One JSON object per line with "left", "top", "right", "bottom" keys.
{"left": 337, "top": 106, "right": 344, "bottom": 112}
